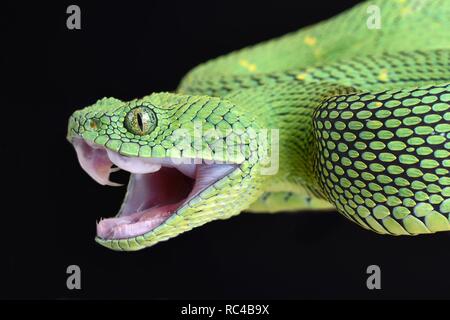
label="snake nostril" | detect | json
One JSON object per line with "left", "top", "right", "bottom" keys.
{"left": 87, "top": 119, "right": 100, "bottom": 131}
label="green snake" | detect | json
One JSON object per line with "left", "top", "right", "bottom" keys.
{"left": 67, "top": 0, "right": 450, "bottom": 251}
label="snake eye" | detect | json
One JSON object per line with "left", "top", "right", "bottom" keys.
{"left": 124, "top": 106, "right": 157, "bottom": 136}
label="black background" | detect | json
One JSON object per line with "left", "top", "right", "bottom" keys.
{"left": 2, "top": 0, "right": 450, "bottom": 299}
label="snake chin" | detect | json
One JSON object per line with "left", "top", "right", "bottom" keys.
{"left": 71, "top": 137, "right": 238, "bottom": 240}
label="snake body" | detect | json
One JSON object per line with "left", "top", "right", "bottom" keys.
{"left": 68, "top": 0, "right": 450, "bottom": 250}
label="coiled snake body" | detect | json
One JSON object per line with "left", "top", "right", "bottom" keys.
{"left": 68, "top": 0, "right": 450, "bottom": 250}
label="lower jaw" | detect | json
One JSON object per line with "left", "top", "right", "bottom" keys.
{"left": 96, "top": 168, "right": 195, "bottom": 240}
{"left": 96, "top": 199, "right": 186, "bottom": 239}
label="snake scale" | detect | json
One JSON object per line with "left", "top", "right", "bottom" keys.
{"left": 67, "top": 0, "right": 450, "bottom": 251}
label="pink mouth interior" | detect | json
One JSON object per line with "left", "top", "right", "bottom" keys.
{"left": 72, "top": 138, "right": 236, "bottom": 240}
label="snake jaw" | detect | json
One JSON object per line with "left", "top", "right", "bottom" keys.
{"left": 71, "top": 137, "right": 239, "bottom": 242}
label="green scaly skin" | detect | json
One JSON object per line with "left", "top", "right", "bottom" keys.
{"left": 67, "top": 0, "right": 450, "bottom": 251}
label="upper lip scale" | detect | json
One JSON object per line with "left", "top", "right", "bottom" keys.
{"left": 105, "top": 149, "right": 199, "bottom": 178}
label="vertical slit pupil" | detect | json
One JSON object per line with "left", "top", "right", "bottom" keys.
{"left": 137, "top": 112, "right": 144, "bottom": 131}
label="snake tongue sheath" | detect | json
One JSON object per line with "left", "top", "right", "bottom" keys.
{"left": 72, "top": 137, "right": 238, "bottom": 240}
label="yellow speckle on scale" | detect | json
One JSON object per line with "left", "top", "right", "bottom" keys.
{"left": 239, "top": 59, "right": 257, "bottom": 72}
{"left": 400, "top": 6, "right": 413, "bottom": 16}
{"left": 397, "top": 0, "right": 407, "bottom": 3}
{"left": 304, "top": 36, "right": 317, "bottom": 46}
{"left": 314, "top": 48, "right": 322, "bottom": 58}
{"left": 374, "top": 102, "right": 383, "bottom": 107}
{"left": 296, "top": 73, "right": 309, "bottom": 81}
{"left": 378, "top": 69, "right": 389, "bottom": 82}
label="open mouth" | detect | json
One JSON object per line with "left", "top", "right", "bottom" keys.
{"left": 72, "top": 137, "right": 238, "bottom": 240}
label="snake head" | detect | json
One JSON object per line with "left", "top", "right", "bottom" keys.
{"left": 67, "top": 93, "right": 270, "bottom": 250}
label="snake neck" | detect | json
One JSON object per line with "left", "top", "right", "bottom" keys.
{"left": 225, "top": 82, "right": 356, "bottom": 196}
